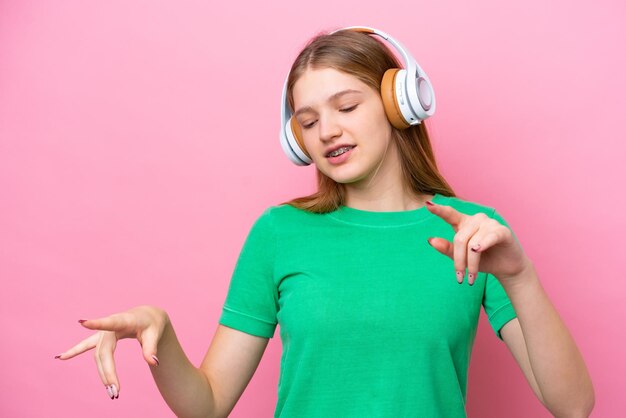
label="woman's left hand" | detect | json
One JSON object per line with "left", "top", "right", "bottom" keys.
{"left": 424, "top": 200, "right": 533, "bottom": 286}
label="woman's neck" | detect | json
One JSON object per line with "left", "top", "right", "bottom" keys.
{"left": 344, "top": 186, "right": 433, "bottom": 212}
{"left": 342, "top": 140, "right": 433, "bottom": 212}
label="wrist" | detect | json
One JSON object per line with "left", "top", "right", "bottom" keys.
{"left": 499, "top": 260, "right": 539, "bottom": 295}
{"left": 152, "top": 308, "right": 173, "bottom": 351}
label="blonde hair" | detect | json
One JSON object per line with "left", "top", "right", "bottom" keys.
{"left": 280, "top": 29, "right": 456, "bottom": 213}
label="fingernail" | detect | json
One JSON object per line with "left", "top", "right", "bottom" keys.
{"left": 468, "top": 273, "right": 475, "bottom": 285}
{"left": 456, "top": 270, "right": 464, "bottom": 283}
{"left": 471, "top": 244, "right": 481, "bottom": 252}
{"left": 427, "top": 237, "right": 434, "bottom": 247}
{"left": 151, "top": 355, "right": 160, "bottom": 366}
{"left": 106, "top": 385, "right": 114, "bottom": 399}
{"left": 78, "top": 319, "right": 87, "bottom": 324}
{"left": 425, "top": 200, "right": 434, "bottom": 206}
{"left": 54, "top": 354, "right": 62, "bottom": 359}
{"left": 110, "top": 384, "right": 118, "bottom": 399}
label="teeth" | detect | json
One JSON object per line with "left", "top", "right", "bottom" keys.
{"left": 328, "top": 146, "right": 353, "bottom": 157}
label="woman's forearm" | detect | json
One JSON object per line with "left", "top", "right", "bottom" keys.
{"left": 501, "top": 264, "right": 595, "bottom": 417}
{"left": 149, "top": 316, "right": 218, "bottom": 418}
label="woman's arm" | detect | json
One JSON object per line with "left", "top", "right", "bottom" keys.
{"left": 152, "top": 322, "right": 270, "bottom": 418}
{"left": 59, "top": 306, "right": 269, "bottom": 418}
{"left": 499, "top": 263, "right": 595, "bottom": 418}
{"left": 422, "top": 200, "right": 595, "bottom": 417}
{"left": 500, "top": 319, "right": 544, "bottom": 404}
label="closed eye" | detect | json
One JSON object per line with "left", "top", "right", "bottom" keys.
{"left": 301, "top": 105, "right": 359, "bottom": 129}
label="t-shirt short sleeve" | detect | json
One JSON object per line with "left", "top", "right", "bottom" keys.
{"left": 482, "top": 208, "right": 518, "bottom": 340}
{"left": 218, "top": 207, "right": 279, "bottom": 338}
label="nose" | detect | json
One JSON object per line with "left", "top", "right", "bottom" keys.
{"left": 318, "top": 111, "right": 342, "bottom": 143}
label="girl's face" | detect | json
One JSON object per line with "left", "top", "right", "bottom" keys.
{"left": 291, "top": 67, "right": 395, "bottom": 186}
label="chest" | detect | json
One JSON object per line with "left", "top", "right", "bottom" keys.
{"left": 274, "top": 227, "right": 486, "bottom": 349}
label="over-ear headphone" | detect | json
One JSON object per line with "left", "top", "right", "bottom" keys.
{"left": 279, "top": 26, "right": 436, "bottom": 166}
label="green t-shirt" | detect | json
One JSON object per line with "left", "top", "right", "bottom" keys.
{"left": 219, "top": 193, "right": 517, "bottom": 417}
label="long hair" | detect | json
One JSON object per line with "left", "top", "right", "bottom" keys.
{"left": 280, "top": 29, "right": 456, "bottom": 213}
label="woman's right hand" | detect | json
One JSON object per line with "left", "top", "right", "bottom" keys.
{"left": 56, "top": 305, "right": 168, "bottom": 400}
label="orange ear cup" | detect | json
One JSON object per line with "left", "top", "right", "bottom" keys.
{"left": 289, "top": 117, "right": 311, "bottom": 160}
{"left": 381, "top": 68, "right": 411, "bottom": 130}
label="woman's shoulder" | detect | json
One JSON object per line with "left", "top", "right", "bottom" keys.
{"left": 252, "top": 203, "right": 323, "bottom": 226}
{"left": 264, "top": 203, "right": 326, "bottom": 220}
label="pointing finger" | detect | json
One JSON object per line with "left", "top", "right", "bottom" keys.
{"left": 79, "top": 313, "right": 136, "bottom": 335}
{"left": 426, "top": 201, "right": 466, "bottom": 231}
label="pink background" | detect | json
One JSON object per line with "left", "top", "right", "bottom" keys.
{"left": 1, "top": 1, "right": 624, "bottom": 416}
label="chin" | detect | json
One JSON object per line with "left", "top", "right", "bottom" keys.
{"left": 317, "top": 161, "right": 369, "bottom": 184}
{"left": 326, "top": 171, "right": 368, "bottom": 185}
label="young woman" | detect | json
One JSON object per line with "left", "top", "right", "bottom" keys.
{"left": 57, "top": 27, "right": 594, "bottom": 417}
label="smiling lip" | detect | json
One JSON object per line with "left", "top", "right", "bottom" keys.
{"left": 325, "top": 144, "right": 355, "bottom": 157}
{"left": 326, "top": 145, "right": 356, "bottom": 165}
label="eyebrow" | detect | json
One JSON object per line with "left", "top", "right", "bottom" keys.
{"left": 293, "top": 89, "right": 363, "bottom": 118}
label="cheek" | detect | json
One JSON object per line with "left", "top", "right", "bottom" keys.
{"left": 363, "top": 104, "right": 391, "bottom": 135}
{"left": 364, "top": 118, "right": 392, "bottom": 149}
{"left": 301, "top": 132, "right": 320, "bottom": 157}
